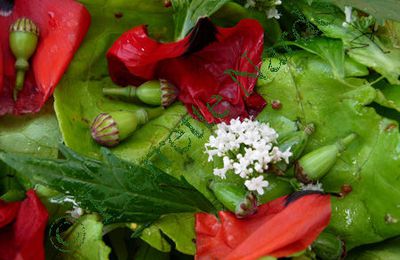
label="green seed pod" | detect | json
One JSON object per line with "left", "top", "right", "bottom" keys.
{"left": 312, "top": 232, "right": 344, "bottom": 260}
{"left": 9, "top": 18, "right": 40, "bottom": 100}
{"left": 91, "top": 108, "right": 163, "bottom": 147}
{"left": 103, "top": 79, "right": 178, "bottom": 107}
{"left": 210, "top": 181, "right": 257, "bottom": 218}
{"left": 295, "top": 133, "right": 357, "bottom": 183}
{"left": 273, "top": 124, "right": 314, "bottom": 175}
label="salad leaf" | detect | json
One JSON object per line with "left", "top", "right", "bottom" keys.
{"left": 257, "top": 50, "right": 400, "bottom": 250}
{"left": 54, "top": 214, "right": 111, "bottom": 260}
{"left": 0, "top": 102, "right": 60, "bottom": 158}
{"left": 293, "top": 0, "right": 400, "bottom": 85}
{"left": 141, "top": 225, "right": 172, "bottom": 253}
{"left": 171, "top": 0, "right": 229, "bottom": 39}
{"left": 0, "top": 145, "right": 215, "bottom": 224}
{"left": 211, "top": 2, "right": 282, "bottom": 45}
{"left": 327, "top": 0, "right": 400, "bottom": 23}
{"left": 154, "top": 213, "right": 196, "bottom": 255}
{"left": 134, "top": 241, "right": 170, "bottom": 260}
{"left": 347, "top": 237, "right": 400, "bottom": 259}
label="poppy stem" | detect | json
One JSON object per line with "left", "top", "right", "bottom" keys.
{"left": 14, "top": 70, "right": 26, "bottom": 100}
{"left": 103, "top": 87, "right": 136, "bottom": 100}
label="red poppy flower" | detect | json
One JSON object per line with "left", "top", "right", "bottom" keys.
{"left": 0, "top": 189, "right": 48, "bottom": 260}
{"left": 107, "top": 18, "right": 267, "bottom": 123}
{"left": 0, "top": 0, "right": 90, "bottom": 115}
{"left": 195, "top": 192, "right": 331, "bottom": 260}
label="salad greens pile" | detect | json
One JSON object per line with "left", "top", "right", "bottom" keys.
{"left": 1, "top": 0, "right": 400, "bottom": 259}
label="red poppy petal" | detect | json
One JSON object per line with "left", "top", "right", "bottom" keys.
{"left": 245, "top": 92, "right": 268, "bottom": 117}
{"left": 107, "top": 19, "right": 265, "bottom": 123}
{"left": 0, "top": 200, "right": 20, "bottom": 228}
{"left": 0, "top": 0, "right": 90, "bottom": 115}
{"left": 195, "top": 193, "right": 331, "bottom": 260}
{"left": 107, "top": 25, "right": 190, "bottom": 86}
{"left": 0, "top": 189, "right": 48, "bottom": 260}
{"left": 0, "top": 44, "right": 3, "bottom": 94}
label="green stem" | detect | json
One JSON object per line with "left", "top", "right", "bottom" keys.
{"left": 337, "top": 133, "right": 357, "bottom": 152}
{"left": 14, "top": 70, "right": 26, "bottom": 100}
{"left": 144, "top": 107, "right": 164, "bottom": 121}
{"left": 103, "top": 87, "right": 136, "bottom": 99}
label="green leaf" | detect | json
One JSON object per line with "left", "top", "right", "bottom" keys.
{"left": 0, "top": 102, "right": 60, "bottom": 158}
{"left": 327, "top": 0, "right": 400, "bottom": 22}
{"left": 257, "top": 50, "right": 400, "bottom": 250}
{"left": 55, "top": 214, "right": 111, "bottom": 260}
{"left": 155, "top": 213, "right": 196, "bottom": 255}
{"left": 294, "top": 0, "right": 400, "bottom": 84}
{"left": 347, "top": 237, "right": 400, "bottom": 260}
{"left": 288, "top": 37, "right": 346, "bottom": 79}
{"left": 134, "top": 240, "right": 170, "bottom": 260}
{"left": 171, "top": 0, "right": 229, "bottom": 39}
{"left": 141, "top": 213, "right": 196, "bottom": 255}
{"left": 141, "top": 225, "right": 172, "bottom": 253}
{"left": 0, "top": 145, "right": 214, "bottom": 224}
{"left": 211, "top": 2, "right": 282, "bottom": 45}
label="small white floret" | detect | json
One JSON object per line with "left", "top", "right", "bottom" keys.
{"left": 267, "top": 8, "right": 281, "bottom": 19}
{"left": 245, "top": 176, "right": 269, "bottom": 195}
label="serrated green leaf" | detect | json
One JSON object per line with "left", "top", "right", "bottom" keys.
{"left": 0, "top": 145, "right": 214, "bottom": 224}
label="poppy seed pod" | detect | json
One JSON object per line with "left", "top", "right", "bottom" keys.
{"left": 210, "top": 181, "right": 258, "bottom": 218}
{"left": 295, "top": 133, "right": 357, "bottom": 183}
{"left": 272, "top": 124, "right": 315, "bottom": 175}
{"left": 103, "top": 79, "right": 178, "bottom": 108}
{"left": 9, "top": 18, "right": 40, "bottom": 100}
{"left": 312, "top": 232, "right": 345, "bottom": 260}
{"left": 91, "top": 108, "right": 163, "bottom": 147}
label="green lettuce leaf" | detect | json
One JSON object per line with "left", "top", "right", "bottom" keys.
{"left": 0, "top": 102, "right": 60, "bottom": 158}
{"left": 257, "top": 50, "right": 400, "bottom": 250}
{"left": 134, "top": 241, "right": 170, "bottom": 260}
{"left": 347, "top": 237, "right": 400, "bottom": 260}
{"left": 292, "top": 0, "right": 400, "bottom": 85}
{"left": 171, "top": 0, "right": 229, "bottom": 39}
{"left": 0, "top": 145, "right": 215, "bottom": 224}
{"left": 141, "top": 213, "right": 196, "bottom": 255}
{"left": 52, "top": 214, "right": 111, "bottom": 260}
{"left": 327, "top": 0, "right": 400, "bottom": 23}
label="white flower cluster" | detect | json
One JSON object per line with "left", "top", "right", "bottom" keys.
{"left": 245, "top": 0, "right": 282, "bottom": 19}
{"left": 205, "top": 118, "right": 292, "bottom": 195}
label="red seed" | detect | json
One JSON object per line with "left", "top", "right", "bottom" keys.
{"left": 339, "top": 184, "right": 352, "bottom": 198}
{"left": 271, "top": 100, "right": 282, "bottom": 110}
{"left": 164, "top": 0, "right": 172, "bottom": 7}
{"left": 114, "top": 12, "right": 123, "bottom": 19}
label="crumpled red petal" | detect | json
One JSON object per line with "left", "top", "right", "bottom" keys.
{"left": 0, "top": 189, "right": 48, "bottom": 260}
{"left": 195, "top": 193, "right": 331, "bottom": 260}
{"left": 0, "top": 200, "right": 20, "bottom": 228}
{"left": 0, "top": 0, "right": 91, "bottom": 115}
{"left": 107, "top": 19, "right": 266, "bottom": 123}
